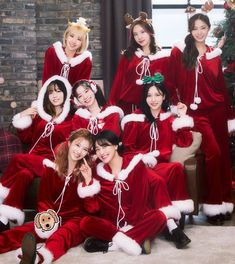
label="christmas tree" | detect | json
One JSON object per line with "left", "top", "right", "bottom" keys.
{"left": 213, "top": 0, "right": 235, "bottom": 106}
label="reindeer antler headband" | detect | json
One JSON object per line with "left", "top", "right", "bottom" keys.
{"left": 124, "top": 11, "right": 152, "bottom": 29}
{"left": 68, "top": 17, "right": 91, "bottom": 33}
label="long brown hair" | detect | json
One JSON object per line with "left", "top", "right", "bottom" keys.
{"left": 55, "top": 128, "right": 93, "bottom": 182}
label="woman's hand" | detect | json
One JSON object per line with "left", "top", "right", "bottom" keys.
{"left": 217, "top": 36, "right": 226, "bottom": 49}
{"left": 177, "top": 102, "right": 187, "bottom": 117}
{"left": 80, "top": 158, "right": 92, "bottom": 185}
{"left": 20, "top": 107, "right": 37, "bottom": 118}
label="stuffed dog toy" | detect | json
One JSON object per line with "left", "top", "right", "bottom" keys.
{"left": 34, "top": 209, "right": 60, "bottom": 233}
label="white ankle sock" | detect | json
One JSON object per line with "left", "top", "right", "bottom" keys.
{"left": 167, "top": 219, "right": 178, "bottom": 233}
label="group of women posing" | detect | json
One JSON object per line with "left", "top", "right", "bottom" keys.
{"left": 0, "top": 8, "right": 234, "bottom": 264}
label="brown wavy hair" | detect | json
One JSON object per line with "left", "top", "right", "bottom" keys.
{"left": 55, "top": 128, "right": 93, "bottom": 183}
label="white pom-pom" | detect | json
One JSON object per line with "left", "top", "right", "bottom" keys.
{"left": 190, "top": 103, "right": 198, "bottom": 110}
{"left": 136, "top": 79, "right": 143, "bottom": 85}
{"left": 194, "top": 97, "right": 201, "bottom": 104}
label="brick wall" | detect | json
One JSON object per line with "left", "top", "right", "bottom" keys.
{"left": 0, "top": 0, "right": 102, "bottom": 128}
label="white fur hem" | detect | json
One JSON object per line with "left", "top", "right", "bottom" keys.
{"left": 202, "top": 203, "right": 225, "bottom": 216}
{"left": 34, "top": 222, "right": 59, "bottom": 239}
{"left": 12, "top": 113, "right": 32, "bottom": 129}
{"left": 43, "top": 159, "right": 56, "bottom": 170}
{"left": 0, "top": 183, "right": 10, "bottom": 204}
{"left": 228, "top": 119, "right": 235, "bottom": 133}
{"left": 223, "top": 202, "right": 234, "bottom": 214}
{"left": 112, "top": 232, "right": 142, "bottom": 256}
{"left": 121, "top": 114, "right": 145, "bottom": 130}
{"left": 159, "top": 205, "right": 181, "bottom": 220}
{"left": 172, "top": 115, "right": 194, "bottom": 131}
{"left": 172, "top": 199, "right": 194, "bottom": 214}
{"left": 77, "top": 179, "right": 101, "bottom": 198}
{"left": 38, "top": 246, "right": 54, "bottom": 264}
{"left": 205, "top": 48, "right": 222, "bottom": 60}
{"left": 0, "top": 204, "right": 24, "bottom": 225}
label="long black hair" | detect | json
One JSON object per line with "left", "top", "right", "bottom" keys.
{"left": 183, "top": 13, "right": 211, "bottom": 69}
{"left": 94, "top": 130, "right": 124, "bottom": 155}
{"left": 140, "top": 82, "right": 170, "bottom": 123}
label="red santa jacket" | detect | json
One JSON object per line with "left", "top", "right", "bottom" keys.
{"left": 109, "top": 49, "right": 170, "bottom": 106}
{"left": 42, "top": 41, "right": 92, "bottom": 86}
{"left": 121, "top": 109, "right": 194, "bottom": 163}
{"left": 72, "top": 105, "right": 124, "bottom": 136}
{"left": 12, "top": 75, "right": 73, "bottom": 160}
{"left": 168, "top": 42, "right": 235, "bottom": 131}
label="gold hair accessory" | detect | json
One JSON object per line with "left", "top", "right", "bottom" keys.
{"left": 68, "top": 17, "right": 91, "bottom": 33}
{"left": 124, "top": 11, "right": 152, "bottom": 29}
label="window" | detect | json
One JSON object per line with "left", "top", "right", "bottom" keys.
{"left": 152, "top": 0, "right": 225, "bottom": 49}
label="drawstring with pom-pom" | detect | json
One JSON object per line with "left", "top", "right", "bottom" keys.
{"left": 29, "top": 121, "right": 56, "bottom": 159}
{"left": 113, "top": 179, "right": 129, "bottom": 229}
{"left": 61, "top": 63, "right": 71, "bottom": 79}
{"left": 87, "top": 117, "right": 99, "bottom": 135}
{"left": 135, "top": 57, "right": 150, "bottom": 85}
{"left": 190, "top": 56, "right": 203, "bottom": 110}
{"left": 149, "top": 122, "right": 159, "bottom": 152}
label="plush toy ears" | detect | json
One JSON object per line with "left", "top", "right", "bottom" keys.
{"left": 124, "top": 13, "right": 134, "bottom": 28}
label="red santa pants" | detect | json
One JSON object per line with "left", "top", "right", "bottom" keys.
{"left": 80, "top": 209, "right": 166, "bottom": 245}
{"left": 0, "top": 219, "right": 84, "bottom": 261}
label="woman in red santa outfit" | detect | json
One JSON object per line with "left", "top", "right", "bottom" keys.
{"left": 72, "top": 79, "right": 124, "bottom": 137}
{"left": 121, "top": 73, "right": 194, "bottom": 218}
{"left": 0, "top": 129, "right": 100, "bottom": 263}
{"left": 0, "top": 75, "right": 73, "bottom": 231}
{"left": 168, "top": 13, "right": 235, "bottom": 224}
{"left": 78, "top": 130, "right": 191, "bottom": 254}
{"left": 42, "top": 17, "right": 92, "bottom": 86}
{"left": 108, "top": 12, "right": 170, "bottom": 114}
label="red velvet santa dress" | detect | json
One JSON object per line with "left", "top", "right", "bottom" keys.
{"left": 0, "top": 75, "right": 73, "bottom": 226}
{"left": 42, "top": 41, "right": 92, "bottom": 86}
{"left": 72, "top": 105, "right": 124, "bottom": 137}
{"left": 0, "top": 160, "right": 100, "bottom": 263}
{"left": 168, "top": 42, "right": 235, "bottom": 216}
{"left": 77, "top": 154, "right": 181, "bottom": 255}
{"left": 109, "top": 48, "right": 170, "bottom": 114}
{"left": 121, "top": 109, "right": 195, "bottom": 215}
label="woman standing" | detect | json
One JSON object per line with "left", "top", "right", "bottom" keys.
{"left": 42, "top": 17, "right": 92, "bottom": 86}
{"left": 109, "top": 12, "right": 170, "bottom": 114}
{"left": 0, "top": 75, "right": 73, "bottom": 230}
{"left": 72, "top": 79, "right": 124, "bottom": 137}
{"left": 168, "top": 13, "right": 235, "bottom": 224}
{"left": 121, "top": 73, "right": 194, "bottom": 216}
{"left": 0, "top": 129, "right": 99, "bottom": 263}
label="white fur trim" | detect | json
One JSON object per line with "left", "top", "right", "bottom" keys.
{"left": 148, "top": 49, "right": 171, "bottom": 61}
{"left": 43, "top": 159, "right": 56, "bottom": 170}
{"left": 38, "top": 246, "right": 54, "bottom": 264}
{"left": 96, "top": 154, "right": 143, "bottom": 182}
{"left": 172, "top": 115, "right": 194, "bottom": 131}
{"left": 37, "top": 75, "right": 72, "bottom": 124}
{"left": 159, "top": 112, "right": 172, "bottom": 121}
{"left": 77, "top": 178, "right": 101, "bottom": 198}
{"left": 172, "top": 199, "right": 194, "bottom": 214}
{"left": 121, "top": 114, "right": 145, "bottom": 130}
{"left": 170, "top": 105, "right": 178, "bottom": 115}
{"left": 135, "top": 48, "right": 144, "bottom": 58}
{"left": 0, "top": 204, "right": 25, "bottom": 225}
{"left": 228, "top": 119, "right": 235, "bottom": 133}
{"left": 112, "top": 232, "right": 142, "bottom": 256}
{"left": 75, "top": 106, "right": 124, "bottom": 120}
{"left": 120, "top": 224, "right": 133, "bottom": 232}
{"left": 53, "top": 41, "right": 92, "bottom": 67}
{"left": 173, "top": 42, "right": 185, "bottom": 52}
{"left": 205, "top": 48, "right": 222, "bottom": 60}
{"left": 222, "top": 202, "right": 234, "bottom": 214}
{"left": 159, "top": 205, "right": 181, "bottom": 220}
{"left": 202, "top": 203, "right": 225, "bottom": 216}
{"left": 0, "top": 183, "right": 10, "bottom": 204}
{"left": 31, "top": 100, "right": 37, "bottom": 108}
{"left": 12, "top": 113, "right": 32, "bottom": 130}
{"left": 34, "top": 221, "right": 59, "bottom": 239}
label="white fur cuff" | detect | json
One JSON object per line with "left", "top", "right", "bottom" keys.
{"left": 159, "top": 205, "right": 181, "bottom": 220}
{"left": 202, "top": 203, "right": 225, "bottom": 216}
{"left": 38, "top": 246, "right": 54, "bottom": 264}
{"left": 0, "top": 204, "right": 25, "bottom": 225}
{"left": 172, "top": 199, "right": 194, "bottom": 214}
{"left": 77, "top": 179, "right": 101, "bottom": 198}
{"left": 172, "top": 115, "right": 194, "bottom": 131}
{"left": 12, "top": 113, "right": 32, "bottom": 130}
{"left": 0, "top": 183, "right": 10, "bottom": 203}
{"left": 228, "top": 119, "right": 235, "bottom": 133}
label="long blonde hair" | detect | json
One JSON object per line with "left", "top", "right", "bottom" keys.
{"left": 55, "top": 129, "right": 93, "bottom": 182}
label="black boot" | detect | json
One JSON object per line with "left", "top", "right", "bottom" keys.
{"left": 168, "top": 227, "right": 191, "bottom": 249}
{"left": 20, "top": 232, "right": 36, "bottom": 264}
{"left": 83, "top": 237, "right": 109, "bottom": 253}
{"left": 0, "top": 221, "right": 10, "bottom": 232}
{"left": 207, "top": 215, "right": 224, "bottom": 225}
